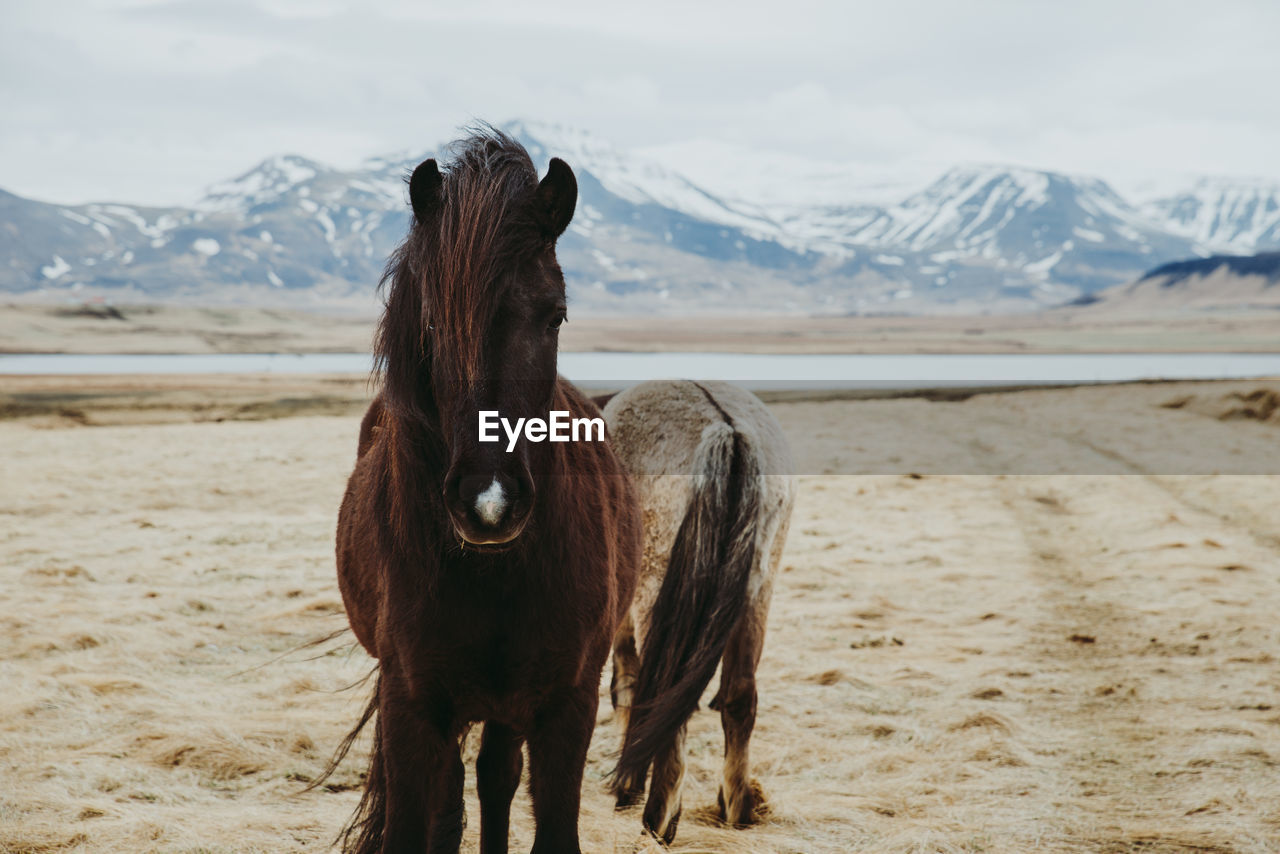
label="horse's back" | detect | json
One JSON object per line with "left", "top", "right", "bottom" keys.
{"left": 604, "top": 380, "right": 793, "bottom": 478}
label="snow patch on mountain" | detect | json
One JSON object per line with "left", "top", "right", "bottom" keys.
{"left": 42, "top": 255, "right": 71, "bottom": 279}
{"left": 198, "top": 155, "right": 325, "bottom": 213}
{"left": 1141, "top": 178, "right": 1280, "bottom": 253}
{"left": 636, "top": 138, "right": 936, "bottom": 208}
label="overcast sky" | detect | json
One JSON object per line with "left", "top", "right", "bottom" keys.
{"left": 3, "top": 0, "right": 1278, "bottom": 206}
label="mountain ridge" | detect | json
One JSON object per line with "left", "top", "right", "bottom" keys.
{"left": 4, "top": 120, "right": 1278, "bottom": 314}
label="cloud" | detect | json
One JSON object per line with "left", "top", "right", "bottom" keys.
{"left": 1, "top": 0, "right": 1278, "bottom": 205}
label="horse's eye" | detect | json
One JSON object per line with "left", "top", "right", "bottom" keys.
{"left": 548, "top": 312, "right": 567, "bottom": 331}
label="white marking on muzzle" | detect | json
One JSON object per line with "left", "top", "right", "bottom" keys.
{"left": 474, "top": 478, "right": 507, "bottom": 527}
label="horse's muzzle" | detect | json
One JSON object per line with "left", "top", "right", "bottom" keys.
{"left": 444, "top": 469, "right": 533, "bottom": 545}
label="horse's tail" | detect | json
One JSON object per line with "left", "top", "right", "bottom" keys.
{"left": 304, "top": 672, "right": 386, "bottom": 854}
{"left": 613, "top": 412, "right": 761, "bottom": 788}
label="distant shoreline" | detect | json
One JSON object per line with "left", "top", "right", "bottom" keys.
{"left": 3, "top": 302, "right": 1280, "bottom": 355}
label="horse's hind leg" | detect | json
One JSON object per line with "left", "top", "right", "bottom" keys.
{"left": 714, "top": 504, "right": 788, "bottom": 828}
{"left": 610, "top": 614, "right": 640, "bottom": 727}
{"left": 640, "top": 724, "right": 687, "bottom": 844}
{"left": 610, "top": 614, "right": 645, "bottom": 808}
{"left": 476, "top": 721, "right": 523, "bottom": 854}
{"left": 713, "top": 609, "right": 767, "bottom": 827}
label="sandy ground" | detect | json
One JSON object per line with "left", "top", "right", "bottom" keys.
{"left": 2, "top": 377, "right": 1280, "bottom": 853}
{"left": 564, "top": 312, "right": 1280, "bottom": 355}
{"left": 6, "top": 302, "right": 1280, "bottom": 355}
{"left": 0, "top": 304, "right": 378, "bottom": 356}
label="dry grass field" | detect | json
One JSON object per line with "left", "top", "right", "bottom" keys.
{"left": 2, "top": 376, "right": 1280, "bottom": 853}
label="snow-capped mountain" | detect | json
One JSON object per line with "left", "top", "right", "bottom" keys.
{"left": 3, "top": 120, "right": 1277, "bottom": 314}
{"left": 502, "top": 122, "right": 808, "bottom": 273}
{"left": 828, "top": 166, "right": 1198, "bottom": 292}
{"left": 853, "top": 167, "right": 1153, "bottom": 252}
{"left": 635, "top": 138, "right": 935, "bottom": 209}
{"left": 506, "top": 121, "right": 784, "bottom": 244}
{"left": 1140, "top": 178, "right": 1280, "bottom": 254}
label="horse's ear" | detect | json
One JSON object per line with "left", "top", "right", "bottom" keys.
{"left": 409, "top": 158, "right": 443, "bottom": 222}
{"left": 535, "top": 157, "right": 577, "bottom": 240}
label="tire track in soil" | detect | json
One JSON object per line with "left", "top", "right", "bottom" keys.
{"left": 1053, "top": 424, "right": 1280, "bottom": 555}
{"left": 1141, "top": 476, "right": 1280, "bottom": 555}
{"left": 968, "top": 409, "right": 1280, "bottom": 556}
{"left": 989, "top": 472, "right": 1280, "bottom": 854}
{"left": 949, "top": 409, "right": 1278, "bottom": 852}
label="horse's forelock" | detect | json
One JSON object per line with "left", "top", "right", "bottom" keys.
{"left": 379, "top": 128, "right": 543, "bottom": 397}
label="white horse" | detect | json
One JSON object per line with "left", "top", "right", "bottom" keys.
{"left": 602, "top": 379, "right": 796, "bottom": 843}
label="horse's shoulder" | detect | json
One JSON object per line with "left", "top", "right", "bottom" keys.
{"left": 356, "top": 395, "right": 388, "bottom": 459}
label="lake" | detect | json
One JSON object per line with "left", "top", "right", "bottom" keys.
{"left": 2, "top": 351, "right": 1280, "bottom": 389}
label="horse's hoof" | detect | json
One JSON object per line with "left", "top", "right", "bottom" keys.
{"left": 643, "top": 807, "right": 681, "bottom": 845}
{"left": 717, "top": 778, "right": 768, "bottom": 827}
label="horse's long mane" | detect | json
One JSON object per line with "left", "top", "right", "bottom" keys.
{"left": 375, "top": 127, "right": 546, "bottom": 416}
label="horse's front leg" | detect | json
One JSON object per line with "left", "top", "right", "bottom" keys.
{"left": 476, "top": 721, "right": 523, "bottom": 854}
{"left": 378, "top": 673, "right": 465, "bottom": 854}
{"left": 526, "top": 683, "right": 599, "bottom": 854}
{"left": 423, "top": 741, "right": 464, "bottom": 854}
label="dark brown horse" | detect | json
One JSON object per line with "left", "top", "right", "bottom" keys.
{"left": 330, "top": 129, "right": 640, "bottom": 854}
